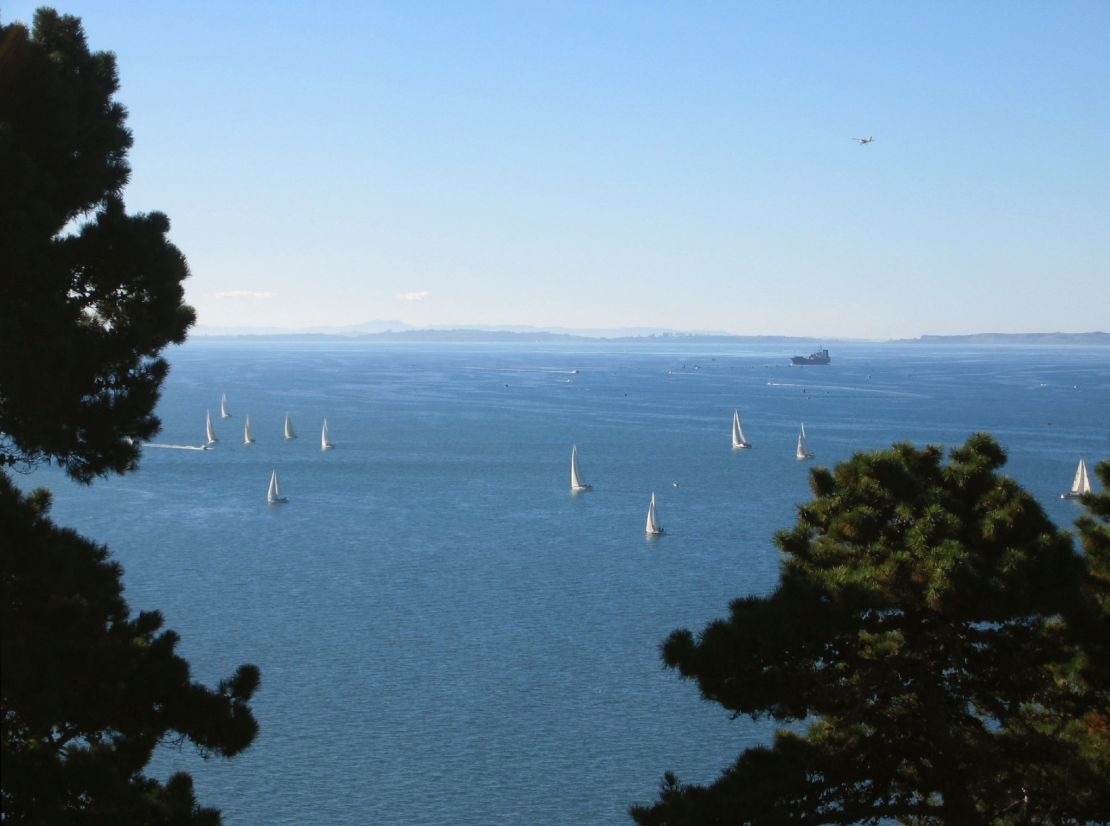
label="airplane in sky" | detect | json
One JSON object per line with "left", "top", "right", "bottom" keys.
{"left": 854, "top": 136, "right": 875, "bottom": 144}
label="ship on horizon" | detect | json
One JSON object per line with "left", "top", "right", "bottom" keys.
{"left": 790, "top": 348, "right": 831, "bottom": 366}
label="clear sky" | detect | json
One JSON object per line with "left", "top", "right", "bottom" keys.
{"left": 9, "top": 1, "right": 1110, "bottom": 338}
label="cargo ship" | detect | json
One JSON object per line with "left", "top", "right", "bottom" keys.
{"left": 790, "top": 349, "right": 830, "bottom": 366}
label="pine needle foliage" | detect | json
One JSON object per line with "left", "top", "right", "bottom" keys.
{"left": 632, "top": 436, "right": 1109, "bottom": 825}
{"left": 1, "top": 9, "right": 195, "bottom": 483}
{"left": 2, "top": 10, "right": 259, "bottom": 823}
{"left": 1, "top": 476, "right": 260, "bottom": 824}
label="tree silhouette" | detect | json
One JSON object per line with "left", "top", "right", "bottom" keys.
{"left": 632, "top": 436, "right": 1109, "bottom": 824}
{"left": 1, "top": 476, "right": 259, "bottom": 824}
{"left": 2, "top": 10, "right": 258, "bottom": 823}
{"left": 1, "top": 8, "right": 194, "bottom": 483}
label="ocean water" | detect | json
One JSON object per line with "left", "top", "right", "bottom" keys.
{"left": 26, "top": 341, "right": 1110, "bottom": 824}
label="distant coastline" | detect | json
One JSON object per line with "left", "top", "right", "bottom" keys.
{"left": 892, "top": 332, "right": 1110, "bottom": 345}
{"left": 191, "top": 329, "right": 819, "bottom": 344}
{"left": 190, "top": 325, "right": 1109, "bottom": 346}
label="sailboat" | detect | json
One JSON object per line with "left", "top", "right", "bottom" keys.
{"left": 284, "top": 414, "right": 296, "bottom": 440}
{"left": 796, "top": 423, "right": 813, "bottom": 460}
{"left": 570, "top": 444, "right": 591, "bottom": 491}
{"left": 243, "top": 415, "right": 255, "bottom": 445}
{"left": 220, "top": 393, "right": 231, "bottom": 418}
{"left": 1061, "top": 457, "right": 1092, "bottom": 499}
{"left": 731, "top": 409, "right": 751, "bottom": 449}
{"left": 645, "top": 492, "right": 664, "bottom": 535}
{"left": 205, "top": 410, "right": 218, "bottom": 447}
{"left": 320, "top": 418, "right": 333, "bottom": 450}
{"left": 266, "top": 469, "right": 288, "bottom": 504}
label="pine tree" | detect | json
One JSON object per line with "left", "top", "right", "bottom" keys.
{"left": 1, "top": 9, "right": 194, "bottom": 483}
{"left": 2, "top": 10, "right": 259, "bottom": 823}
{"left": 631, "top": 436, "right": 1110, "bottom": 824}
{"left": 1, "top": 476, "right": 259, "bottom": 824}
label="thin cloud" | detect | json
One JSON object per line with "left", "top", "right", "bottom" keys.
{"left": 214, "top": 290, "right": 275, "bottom": 299}
{"left": 401, "top": 290, "right": 430, "bottom": 302}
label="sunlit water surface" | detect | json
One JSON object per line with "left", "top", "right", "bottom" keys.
{"left": 29, "top": 341, "right": 1110, "bottom": 824}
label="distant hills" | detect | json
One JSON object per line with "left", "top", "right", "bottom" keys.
{"left": 194, "top": 320, "right": 411, "bottom": 336}
{"left": 192, "top": 321, "right": 735, "bottom": 339}
{"left": 191, "top": 323, "right": 1109, "bottom": 346}
{"left": 192, "top": 322, "right": 785, "bottom": 342}
{"left": 192, "top": 326, "right": 838, "bottom": 344}
{"left": 894, "top": 332, "right": 1109, "bottom": 345}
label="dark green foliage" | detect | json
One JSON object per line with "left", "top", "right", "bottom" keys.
{"left": 1, "top": 9, "right": 195, "bottom": 483}
{"left": 1074, "top": 460, "right": 1110, "bottom": 706}
{"left": 1, "top": 10, "right": 258, "bottom": 823}
{"left": 632, "top": 436, "right": 1110, "bottom": 825}
{"left": 1, "top": 475, "right": 260, "bottom": 824}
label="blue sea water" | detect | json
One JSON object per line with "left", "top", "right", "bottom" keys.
{"left": 26, "top": 341, "right": 1110, "bottom": 824}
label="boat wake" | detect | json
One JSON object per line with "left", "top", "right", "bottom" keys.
{"left": 766, "top": 381, "right": 927, "bottom": 398}
{"left": 141, "top": 442, "right": 211, "bottom": 451}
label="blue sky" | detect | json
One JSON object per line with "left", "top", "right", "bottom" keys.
{"left": 9, "top": 1, "right": 1109, "bottom": 337}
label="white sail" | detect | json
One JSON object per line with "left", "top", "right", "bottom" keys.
{"left": 205, "top": 410, "right": 218, "bottom": 446}
{"left": 284, "top": 414, "right": 296, "bottom": 440}
{"left": 645, "top": 492, "right": 664, "bottom": 535}
{"left": 321, "top": 418, "right": 333, "bottom": 450}
{"left": 570, "top": 444, "right": 591, "bottom": 491}
{"left": 243, "top": 415, "right": 255, "bottom": 444}
{"left": 1078, "top": 459, "right": 1093, "bottom": 494}
{"left": 220, "top": 393, "right": 231, "bottom": 418}
{"left": 1062, "top": 457, "right": 1092, "bottom": 499}
{"left": 267, "top": 469, "right": 287, "bottom": 504}
{"left": 732, "top": 409, "right": 751, "bottom": 449}
{"left": 796, "top": 423, "right": 812, "bottom": 460}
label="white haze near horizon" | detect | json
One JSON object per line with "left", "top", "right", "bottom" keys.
{"left": 10, "top": 1, "right": 1109, "bottom": 339}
